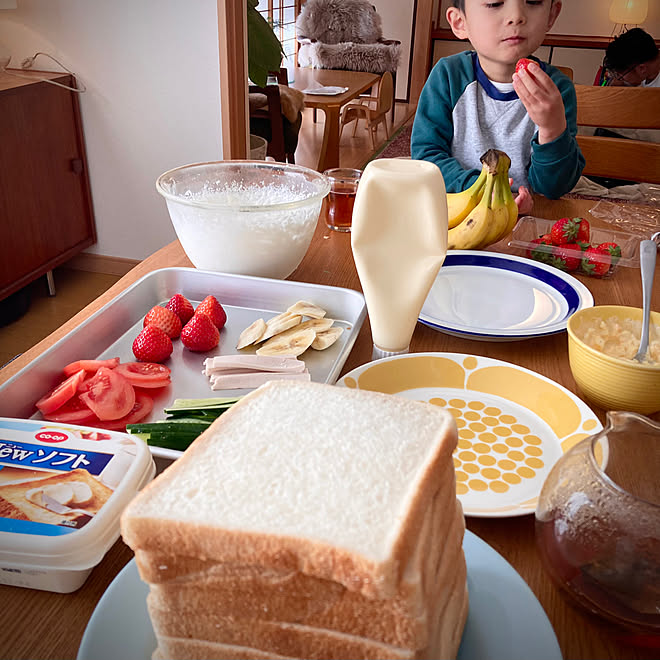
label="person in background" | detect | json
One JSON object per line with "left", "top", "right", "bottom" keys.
{"left": 411, "top": 0, "right": 584, "bottom": 216}
{"left": 604, "top": 27, "right": 660, "bottom": 88}
{"left": 597, "top": 28, "right": 660, "bottom": 146}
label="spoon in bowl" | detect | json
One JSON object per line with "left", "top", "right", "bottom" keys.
{"left": 633, "top": 234, "right": 659, "bottom": 363}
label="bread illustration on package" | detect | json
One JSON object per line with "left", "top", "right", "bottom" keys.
{"left": 0, "top": 419, "right": 144, "bottom": 533}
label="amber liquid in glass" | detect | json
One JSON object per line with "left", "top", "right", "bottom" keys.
{"left": 324, "top": 183, "right": 357, "bottom": 231}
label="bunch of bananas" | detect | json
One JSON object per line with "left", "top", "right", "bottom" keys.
{"left": 446, "top": 149, "right": 519, "bottom": 250}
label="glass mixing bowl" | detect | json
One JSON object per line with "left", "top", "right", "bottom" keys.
{"left": 156, "top": 161, "right": 330, "bottom": 279}
{"left": 536, "top": 411, "right": 660, "bottom": 647}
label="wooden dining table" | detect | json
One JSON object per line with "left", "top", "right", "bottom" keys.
{"left": 291, "top": 67, "right": 382, "bottom": 172}
{"left": 0, "top": 195, "right": 659, "bottom": 660}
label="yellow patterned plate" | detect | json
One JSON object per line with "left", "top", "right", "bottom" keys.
{"left": 337, "top": 353, "right": 602, "bottom": 518}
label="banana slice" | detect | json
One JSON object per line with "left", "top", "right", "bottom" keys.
{"left": 256, "top": 327, "right": 316, "bottom": 357}
{"left": 260, "top": 312, "right": 302, "bottom": 341}
{"left": 297, "top": 317, "right": 335, "bottom": 333}
{"left": 286, "top": 301, "right": 327, "bottom": 319}
{"left": 236, "top": 318, "right": 267, "bottom": 349}
{"left": 311, "top": 326, "right": 344, "bottom": 350}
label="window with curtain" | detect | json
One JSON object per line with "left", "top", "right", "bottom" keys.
{"left": 256, "top": 0, "right": 302, "bottom": 81}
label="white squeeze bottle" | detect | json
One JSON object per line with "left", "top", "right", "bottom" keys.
{"left": 351, "top": 159, "right": 448, "bottom": 359}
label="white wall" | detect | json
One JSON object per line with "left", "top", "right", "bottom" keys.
{"left": 0, "top": 0, "right": 221, "bottom": 261}
{"left": 374, "top": 0, "right": 414, "bottom": 100}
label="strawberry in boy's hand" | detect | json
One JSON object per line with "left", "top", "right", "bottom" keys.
{"left": 515, "top": 58, "right": 535, "bottom": 76}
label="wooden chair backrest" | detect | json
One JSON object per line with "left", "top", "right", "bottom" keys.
{"left": 375, "top": 72, "right": 393, "bottom": 115}
{"left": 248, "top": 83, "right": 287, "bottom": 162}
{"left": 574, "top": 84, "right": 660, "bottom": 184}
{"left": 556, "top": 65, "right": 573, "bottom": 80}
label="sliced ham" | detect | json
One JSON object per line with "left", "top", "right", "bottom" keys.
{"left": 204, "top": 355, "right": 306, "bottom": 375}
{"left": 209, "top": 370, "right": 311, "bottom": 391}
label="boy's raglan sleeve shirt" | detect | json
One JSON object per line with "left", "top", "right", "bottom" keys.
{"left": 411, "top": 53, "right": 481, "bottom": 193}
{"left": 527, "top": 70, "right": 585, "bottom": 199}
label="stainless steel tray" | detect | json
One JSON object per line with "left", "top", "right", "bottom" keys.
{"left": 0, "top": 268, "right": 366, "bottom": 460}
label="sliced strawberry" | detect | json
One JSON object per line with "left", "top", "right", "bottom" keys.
{"left": 181, "top": 312, "right": 220, "bottom": 352}
{"left": 143, "top": 306, "right": 182, "bottom": 339}
{"left": 582, "top": 246, "right": 611, "bottom": 277}
{"left": 166, "top": 293, "right": 195, "bottom": 325}
{"left": 596, "top": 241, "right": 622, "bottom": 267}
{"left": 132, "top": 326, "right": 173, "bottom": 363}
{"left": 195, "top": 295, "right": 227, "bottom": 330}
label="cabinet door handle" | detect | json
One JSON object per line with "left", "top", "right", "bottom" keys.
{"left": 71, "top": 158, "right": 83, "bottom": 174}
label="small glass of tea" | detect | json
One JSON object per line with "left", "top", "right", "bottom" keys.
{"left": 322, "top": 168, "right": 361, "bottom": 232}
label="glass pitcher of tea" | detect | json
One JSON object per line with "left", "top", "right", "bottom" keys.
{"left": 535, "top": 411, "right": 660, "bottom": 647}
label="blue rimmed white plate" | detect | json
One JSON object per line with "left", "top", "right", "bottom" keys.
{"left": 420, "top": 250, "right": 594, "bottom": 341}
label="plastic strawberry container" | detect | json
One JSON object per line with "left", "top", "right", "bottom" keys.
{"left": 0, "top": 418, "right": 155, "bottom": 593}
{"left": 507, "top": 216, "right": 640, "bottom": 277}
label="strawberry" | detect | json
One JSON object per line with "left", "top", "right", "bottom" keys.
{"left": 596, "top": 241, "right": 622, "bottom": 267}
{"left": 515, "top": 58, "right": 535, "bottom": 75}
{"left": 527, "top": 236, "right": 553, "bottom": 263}
{"left": 550, "top": 217, "right": 579, "bottom": 245}
{"left": 132, "top": 326, "right": 173, "bottom": 363}
{"left": 166, "top": 293, "right": 195, "bottom": 325}
{"left": 181, "top": 313, "right": 220, "bottom": 352}
{"left": 551, "top": 243, "right": 582, "bottom": 272}
{"left": 581, "top": 246, "right": 611, "bottom": 277}
{"left": 574, "top": 217, "right": 590, "bottom": 244}
{"left": 143, "top": 305, "right": 182, "bottom": 339}
{"left": 195, "top": 295, "right": 227, "bottom": 330}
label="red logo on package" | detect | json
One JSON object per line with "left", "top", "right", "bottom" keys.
{"left": 35, "top": 431, "right": 68, "bottom": 443}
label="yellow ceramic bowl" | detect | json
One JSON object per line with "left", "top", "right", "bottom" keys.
{"left": 567, "top": 305, "right": 660, "bottom": 414}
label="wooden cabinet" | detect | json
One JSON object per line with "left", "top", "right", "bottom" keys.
{"left": 0, "top": 70, "right": 96, "bottom": 301}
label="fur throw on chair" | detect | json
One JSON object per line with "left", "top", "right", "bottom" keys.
{"left": 295, "top": 0, "right": 383, "bottom": 44}
{"left": 298, "top": 41, "right": 400, "bottom": 74}
{"left": 248, "top": 85, "right": 305, "bottom": 124}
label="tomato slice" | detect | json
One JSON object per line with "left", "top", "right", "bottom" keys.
{"left": 79, "top": 367, "right": 136, "bottom": 421}
{"left": 62, "top": 357, "right": 120, "bottom": 377}
{"left": 41, "top": 394, "right": 99, "bottom": 424}
{"left": 94, "top": 392, "right": 154, "bottom": 431}
{"left": 114, "top": 362, "right": 172, "bottom": 387}
{"left": 36, "top": 369, "right": 87, "bottom": 415}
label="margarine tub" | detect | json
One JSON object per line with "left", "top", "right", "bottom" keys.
{"left": 0, "top": 418, "right": 155, "bottom": 593}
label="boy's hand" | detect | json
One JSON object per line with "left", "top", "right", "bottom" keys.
{"left": 513, "top": 62, "right": 566, "bottom": 144}
{"left": 514, "top": 186, "right": 533, "bottom": 216}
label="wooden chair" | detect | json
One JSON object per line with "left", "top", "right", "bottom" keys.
{"left": 574, "top": 84, "right": 660, "bottom": 185}
{"left": 555, "top": 65, "right": 573, "bottom": 80}
{"left": 248, "top": 69, "right": 300, "bottom": 163}
{"left": 339, "top": 72, "right": 393, "bottom": 149}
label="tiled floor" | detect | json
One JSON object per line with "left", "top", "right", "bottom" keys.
{"left": 0, "top": 268, "right": 121, "bottom": 370}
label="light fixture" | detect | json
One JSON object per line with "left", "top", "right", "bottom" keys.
{"left": 609, "top": 0, "right": 649, "bottom": 26}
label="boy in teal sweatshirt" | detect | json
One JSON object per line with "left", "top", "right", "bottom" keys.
{"left": 411, "top": 0, "right": 584, "bottom": 214}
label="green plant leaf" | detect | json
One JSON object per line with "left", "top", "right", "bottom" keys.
{"left": 247, "top": 2, "right": 284, "bottom": 87}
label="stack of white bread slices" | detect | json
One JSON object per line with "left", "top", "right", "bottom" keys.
{"left": 120, "top": 380, "right": 468, "bottom": 660}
